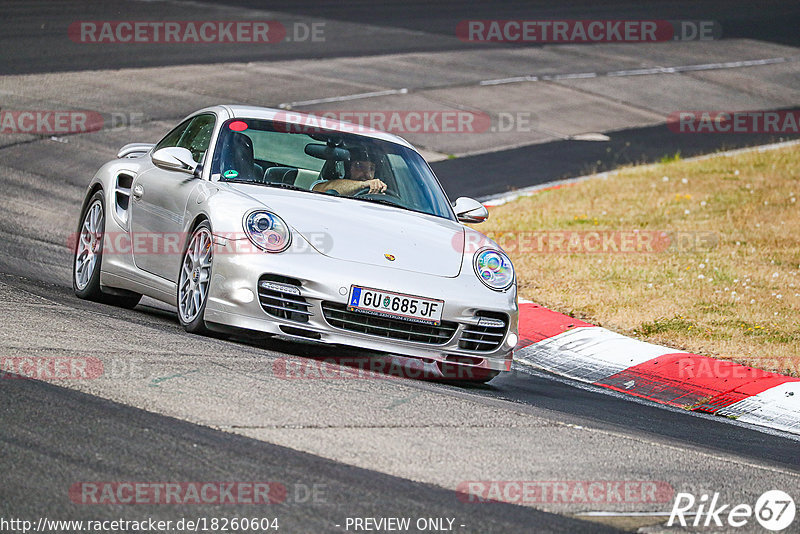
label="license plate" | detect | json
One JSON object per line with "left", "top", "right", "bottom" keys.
{"left": 347, "top": 286, "right": 444, "bottom": 326}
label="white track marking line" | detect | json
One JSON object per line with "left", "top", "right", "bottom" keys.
{"left": 279, "top": 88, "right": 409, "bottom": 109}
{"left": 607, "top": 57, "right": 790, "bottom": 76}
{"left": 479, "top": 56, "right": 795, "bottom": 86}
{"left": 283, "top": 56, "right": 796, "bottom": 106}
{"left": 577, "top": 511, "right": 683, "bottom": 517}
{"left": 480, "top": 75, "right": 539, "bottom": 86}
{"left": 542, "top": 72, "right": 598, "bottom": 80}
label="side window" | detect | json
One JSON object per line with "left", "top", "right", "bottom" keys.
{"left": 179, "top": 114, "right": 215, "bottom": 163}
{"left": 154, "top": 118, "right": 193, "bottom": 152}
{"left": 154, "top": 114, "right": 216, "bottom": 164}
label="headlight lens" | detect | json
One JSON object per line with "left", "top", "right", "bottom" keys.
{"left": 244, "top": 211, "right": 291, "bottom": 253}
{"left": 473, "top": 248, "right": 514, "bottom": 290}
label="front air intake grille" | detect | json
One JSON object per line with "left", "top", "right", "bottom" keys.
{"left": 279, "top": 325, "right": 321, "bottom": 340}
{"left": 458, "top": 312, "right": 508, "bottom": 352}
{"left": 258, "top": 275, "right": 311, "bottom": 323}
{"left": 321, "top": 301, "right": 457, "bottom": 345}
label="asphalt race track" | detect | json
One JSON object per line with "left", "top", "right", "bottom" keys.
{"left": 4, "top": 372, "right": 610, "bottom": 533}
{"left": 1, "top": 2, "right": 799, "bottom": 533}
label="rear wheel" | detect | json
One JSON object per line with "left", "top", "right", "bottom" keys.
{"left": 178, "top": 221, "right": 213, "bottom": 334}
{"left": 73, "top": 190, "right": 141, "bottom": 308}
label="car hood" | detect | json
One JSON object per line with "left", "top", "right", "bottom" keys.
{"left": 229, "top": 185, "right": 465, "bottom": 277}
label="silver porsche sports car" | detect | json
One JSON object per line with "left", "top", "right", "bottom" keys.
{"left": 73, "top": 105, "right": 518, "bottom": 381}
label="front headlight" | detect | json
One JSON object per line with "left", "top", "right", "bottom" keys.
{"left": 244, "top": 210, "right": 291, "bottom": 253}
{"left": 473, "top": 247, "right": 514, "bottom": 290}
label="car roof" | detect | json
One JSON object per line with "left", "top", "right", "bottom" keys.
{"left": 204, "top": 104, "right": 415, "bottom": 149}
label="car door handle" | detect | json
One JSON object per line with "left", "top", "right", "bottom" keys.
{"left": 132, "top": 184, "right": 144, "bottom": 200}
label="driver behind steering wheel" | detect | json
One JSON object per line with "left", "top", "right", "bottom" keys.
{"left": 311, "top": 147, "right": 387, "bottom": 195}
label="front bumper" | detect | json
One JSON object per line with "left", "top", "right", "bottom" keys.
{"left": 204, "top": 237, "right": 518, "bottom": 372}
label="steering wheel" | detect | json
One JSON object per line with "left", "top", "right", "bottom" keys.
{"left": 353, "top": 186, "right": 401, "bottom": 200}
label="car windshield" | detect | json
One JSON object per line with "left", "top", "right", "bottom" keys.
{"left": 210, "top": 118, "right": 455, "bottom": 220}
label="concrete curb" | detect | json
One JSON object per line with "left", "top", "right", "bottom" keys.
{"left": 515, "top": 301, "right": 800, "bottom": 435}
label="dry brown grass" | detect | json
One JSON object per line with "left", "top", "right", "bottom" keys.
{"left": 477, "top": 144, "right": 800, "bottom": 376}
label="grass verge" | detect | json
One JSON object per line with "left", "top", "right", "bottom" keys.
{"left": 477, "top": 144, "right": 800, "bottom": 376}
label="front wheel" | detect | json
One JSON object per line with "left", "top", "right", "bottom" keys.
{"left": 178, "top": 221, "right": 214, "bottom": 334}
{"left": 73, "top": 190, "right": 141, "bottom": 308}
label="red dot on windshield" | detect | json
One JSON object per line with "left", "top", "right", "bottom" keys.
{"left": 229, "top": 121, "right": 248, "bottom": 131}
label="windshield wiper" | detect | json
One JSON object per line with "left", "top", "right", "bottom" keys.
{"left": 221, "top": 179, "right": 307, "bottom": 192}
{"left": 350, "top": 196, "right": 413, "bottom": 212}
{"left": 262, "top": 181, "right": 307, "bottom": 192}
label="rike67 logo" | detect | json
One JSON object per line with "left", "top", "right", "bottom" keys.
{"left": 669, "top": 490, "right": 795, "bottom": 531}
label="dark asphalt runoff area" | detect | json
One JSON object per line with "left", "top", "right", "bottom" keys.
{"left": 0, "top": 371, "right": 615, "bottom": 534}
{"left": 2, "top": 0, "right": 798, "bottom": 75}
{"left": 432, "top": 120, "right": 800, "bottom": 199}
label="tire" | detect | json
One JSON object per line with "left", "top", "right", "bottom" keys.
{"left": 177, "top": 221, "right": 213, "bottom": 334}
{"left": 73, "top": 190, "right": 141, "bottom": 308}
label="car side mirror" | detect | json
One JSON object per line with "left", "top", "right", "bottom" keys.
{"left": 151, "top": 147, "right": 198, "bottom": 175}
{"left": 453, "top": 197, "right": 489, "bottom": 223}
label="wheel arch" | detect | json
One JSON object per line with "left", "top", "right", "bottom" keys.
{"left": 189, "top": 212, "right": 210, "bottom": 230}
{"left": 182, "top": 212, "right": 212, "bottom": 249}
{"left": 78, "top": 183, "right": 104, "bottom": 226}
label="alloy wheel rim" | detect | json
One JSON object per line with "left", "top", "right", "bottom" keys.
{"left": 178, "top": 227, "right": 213, "bottom": 323}
{"left": 74, "top": 200, "right": 103, "bottom": 290}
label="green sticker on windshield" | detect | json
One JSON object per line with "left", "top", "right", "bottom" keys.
{"left": 223, "top": 170, "right": 238, "bottom": 179}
